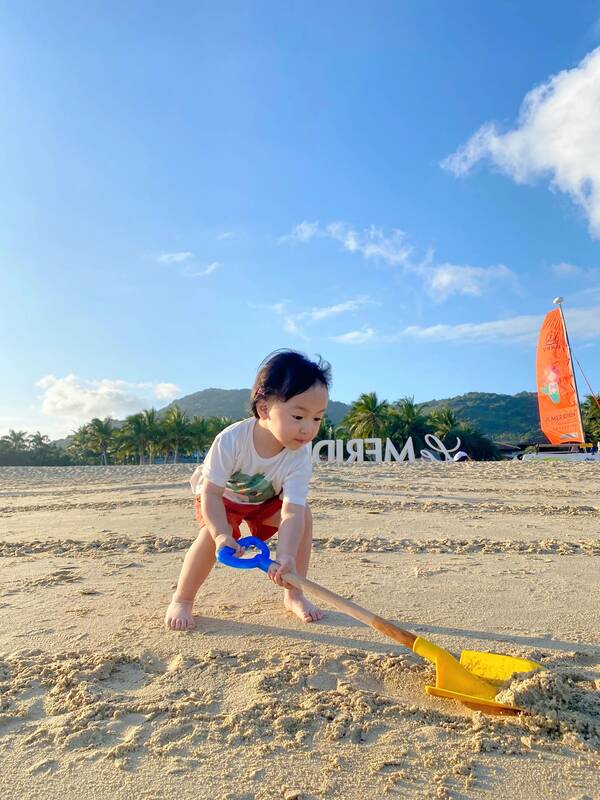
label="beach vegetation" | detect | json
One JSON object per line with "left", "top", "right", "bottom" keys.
{"left": 388, "top": 397, "right": 433, "bottom": 453}
{"left": 427, "top": 406, "right": 460, "bottom": 439}
{"left": 142, "top": 409, "right": 162, "bottom": 465}
{"left": 118, "top": 413, "right": 150, "bottom": 465}
{"left": 163, "top": 406, "right": 194, "bottom": 463}
{"left": 340, "top": 395, "right": 500, "bottom": 460}
{"left": 440, "top": 422, "right": 501, "bottom": 460}
{"left": 582, "top": 394, "right": 600, "bottom": 443}
{"left": 86, "top": 417, "right": 115, "bottom": 466}
{"left": 313, "top": 414, "right": 336, "bottom": 443}
{"left": 0, "top": 429, "right": 72, "bottom": 466}
{"left": 344, "top": 392, "right": 392, "bottom": 439}
{"left": 0, "top": 393, "right": 512, "bottom": 465}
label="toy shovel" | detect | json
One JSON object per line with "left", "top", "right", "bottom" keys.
{"left": 218, "top": 535, "right": 540, "bottom": 715}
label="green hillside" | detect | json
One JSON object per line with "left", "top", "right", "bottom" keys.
{"left": 51, "top": 389, "right": 545, "bottom": 447}
{"left": 159, "top": 388, "right": 350, "bottom": 425}
{"left": 160, "top": 388, "right": 254, "bottom": 420}
{"left": 160, "top": 388, "right": 544, "bottom": 443}
{"left": 419, "top": 391, "right": 543, "bottom": 444}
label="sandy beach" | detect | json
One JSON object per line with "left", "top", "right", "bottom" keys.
{"left": 0, "top": 461, "right": 599, "bottom": 799}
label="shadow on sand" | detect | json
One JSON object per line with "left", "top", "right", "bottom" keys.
{"left": 189, "top": 609, "right": 600, "bottom": 658}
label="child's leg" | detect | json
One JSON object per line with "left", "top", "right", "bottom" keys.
{"left": 282, "top": 506, "right": 324, "bottom": 623}
{"left": 262, "top": 505, "right": 324, "bottom": 623}
{"left": 164, "top": 525, "right": 216, "bottom": 631}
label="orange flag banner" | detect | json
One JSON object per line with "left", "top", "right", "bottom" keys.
{"left": 536, "top": 308, "right": 585, "bottom": 444}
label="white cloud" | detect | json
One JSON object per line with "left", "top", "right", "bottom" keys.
{"left": 185, "top": 261, "right": 221, "bottom": 277}
{"left": 331, "top": 325, "right": 378, "bottom": 345}
{"left": 552, "top": 261, "right": 583, "bottom": 277}
{"left": 324, "top": 222, "right": 412, "bottom": 265}
{"left": 551, "top": 261, "right": 600, "bottom": 283}
{"left": 157, "top": 252, "right": 221, "bottom": 277}
{"left": 401, "top": 316, "right": 540, "bottom": 343}
{"left": 217, "top": 232, "right": 234, "bottom": 240}
{"left": 157, "top": 251, "right": 193, "bottom": 264}
{"left": 281, "top": 221, "right": 412, "bottom": 265}
{"left": 280, "top": 221, "right": 320, "bottom": 243}
{"left": 565, "top": 305, "right": 600, "bottom": 339}
{"left": 296, "top": 297, "right": 375, "bottom": 322}
{"left": 35, "top": 375, "right": 180, "bottom": 431}
{"left": 153, "top": 382, "right": 180, "bottom": 400}
{"left": 265, "top": 296, "right": 375, "bottom": 339}
{"left": 283, "top": 317, "right": 307, "bottom": 339}
{"left": 401, "top": 305, "right": 600, "bottom": 343}
{"left": 424, "top": 263, "right": 514, "bottom": 301}
{"left": 442, "top": 47, "right": 600, "bottom": 238}
{"left": 280, "top": 220, "right": 515, "bottom": 301}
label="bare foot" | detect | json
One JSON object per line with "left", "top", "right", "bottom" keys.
{"left": 284, "top": 592, "right": 324, "bottom": 623}
{"left": 165, "top": 598, "right": 196, "bottom": 631}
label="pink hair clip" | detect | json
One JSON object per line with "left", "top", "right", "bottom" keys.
{"left": 255, "top": 387, "right": 266, "bottom": 398}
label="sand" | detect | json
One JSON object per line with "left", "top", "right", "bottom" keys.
{"left": 0, "top": 461, "right": 599, "bottom": 800}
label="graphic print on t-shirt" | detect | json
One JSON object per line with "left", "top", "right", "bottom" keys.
{"left": 226, "top": 471, "right": 276, "bottom": 503}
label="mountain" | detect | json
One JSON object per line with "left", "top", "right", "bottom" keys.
{"left": 160, "top": 388, "right": 543, "bottom": 443}
{"left": 159, "top": 388, "right": 351, "bottom": 425}
{"left": 418, "top": 391, "right": 543, "bottom": 444}
{"left": 160, "top": 388, "right": 254, "bottom": 420}
{"left": 51, "top": 389, "right": 544, "bottom": 447}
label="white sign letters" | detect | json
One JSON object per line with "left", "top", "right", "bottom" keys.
{"left": 312, "top": 434, "right": 461, "bottom": 463}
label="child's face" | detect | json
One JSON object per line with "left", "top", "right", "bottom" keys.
{"left": 261, "top": 382, "right": 329, "bottom": 450}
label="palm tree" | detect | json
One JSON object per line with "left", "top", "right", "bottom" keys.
{"left": 446, "top": 422, "right": 500, "bottom": 461}
{"left": 3, "top": 430, "right": 29, "bottom": 451}
{"left": 189, "top": 416, "right": 210, "bottom": 462}
{"left": 582, "top": 394, "right": 600, "bottom": 443}
{"left": 86, "top": 417, "right": 115, "bottom": 465}
{"left": 207, "top": 416, "right": 233, "bottom": 441}
{"left": 113, "top": 428, "right": 138, "bottom": 464}
{"left": 389, "top": 397, "right": 433, "bottom": 452}
{"left": 119, "top": 413, "right": 149, "bottom": 464}
{"left": 67, "top": 425, "right": 95, "bottom": 464}
{"left": 428, "top": 406, "right": 460, "bottom": 439}
{"left": 28, "top": 431, "right": 50, "bottom": 451}
{"left": 163, "top": 406, "right": 192, "bottom": 463}
{"left": 344, "top": 392, "right": 391, "bottom": 439}
{"left": 142, "top": 409, "right": 162, "bottom": 464}
{"left": 159, "top": 425, "right": 173, "bottom": 464}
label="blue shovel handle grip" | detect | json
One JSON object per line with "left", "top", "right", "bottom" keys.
{"left": 216, "top": 535, "right": 276, "bottom": 574}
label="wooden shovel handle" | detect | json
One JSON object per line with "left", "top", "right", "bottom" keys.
{"left": 282, "top": 571, "right": 417, "bottom": 651}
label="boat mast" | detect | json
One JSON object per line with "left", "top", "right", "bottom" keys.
{"left": 553, "top": 296, "right": 585, "bottom": 441}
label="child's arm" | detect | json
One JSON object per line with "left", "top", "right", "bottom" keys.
{"left": 269, "top": 501, "right": 305, "bottom": 586}
{"left": 200, "top": 480, "right": 244, "bottom": 556}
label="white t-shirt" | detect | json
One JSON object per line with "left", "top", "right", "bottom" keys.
{"left": 190, "top": 417, "right": 313, "bottom": 506}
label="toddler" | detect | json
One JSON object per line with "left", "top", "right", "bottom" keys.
{"left": 165, "top": 349, "right": 331, "bottom": 630}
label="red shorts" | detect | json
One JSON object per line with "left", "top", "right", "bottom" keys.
{"left": 195, "top": 495, "right": 283, "bottom": 541}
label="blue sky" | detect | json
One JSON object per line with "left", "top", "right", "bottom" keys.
{"left": 2, "top": 1, "right": 600, "bottom": 438}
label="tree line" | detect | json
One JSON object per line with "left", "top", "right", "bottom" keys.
{"left": 1, "top": 392, "right": 599, "bottom": 466}
{"left": 0, "top": 408, "right": 233, "bottom": 467}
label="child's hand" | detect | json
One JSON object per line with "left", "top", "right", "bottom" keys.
{"left": 214, "top": 533, "right": 245, "bottom": 557}
{"left": 268, "top": 555, "right": 296, "bottom": 587}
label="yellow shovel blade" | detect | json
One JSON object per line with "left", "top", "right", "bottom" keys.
{"left": 413, "top": 636, "right": 542, "bottom": 714}
{"left": 423, "top": 686, "right": 525, "bottom": 715}
{"left": 459, "top": 650, "right": 541, "bottom": 686}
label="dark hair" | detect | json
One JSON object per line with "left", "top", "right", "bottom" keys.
{"left": 250, "top": 350, "right": 331, "bottom": 418}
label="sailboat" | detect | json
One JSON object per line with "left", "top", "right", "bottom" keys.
{"left": 523, "top": 297, "right": 600, "bottom": 461}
